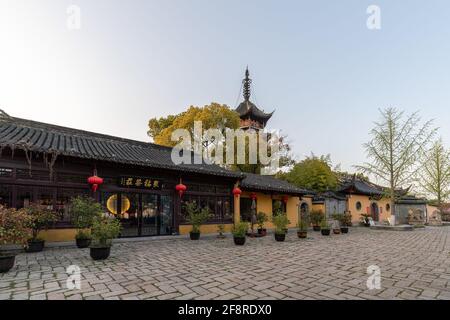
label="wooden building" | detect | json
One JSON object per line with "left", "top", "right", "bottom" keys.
{"left": 0, "top": 111, "right": 312, "bottom": 241}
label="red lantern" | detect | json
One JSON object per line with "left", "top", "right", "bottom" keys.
{"left": 282, "top": 195, "right": 289, "bottom": 204}
{"left": 87, "top": 175, "right": 103, "bottom": 192}
{"left": 232, "top": 187, "right": 242, "bottom": 198}
{"left": 176, "top": 180, "right": 187, "bottom": 198}
{"left": 250, "top": 192, "right": 257, "bottom": 201}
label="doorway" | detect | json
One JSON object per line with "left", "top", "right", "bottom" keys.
{"left": 104, "top": 192, "right": 173, "bottom": 237}
{"left": 370, "top": 202, "right": 379, "bottom": 222}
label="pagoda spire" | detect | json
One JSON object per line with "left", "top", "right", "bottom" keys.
{"left": 242, "top": 66, "right": 252, "bottom": 102}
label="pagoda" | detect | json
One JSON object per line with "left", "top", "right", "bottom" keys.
{"left": 235, "top": 68, "right": 274, "bottom": 130}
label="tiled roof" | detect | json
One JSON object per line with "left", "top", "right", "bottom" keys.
{"left": 0, "top": 113, "right": 244, "bottom": 179}
{"left": 240, "top": 173, "right": 312, "bottom": 196}
{"left": 338, "top": 179, "right": 385, "bottom": 196}
{"left": 235, "top": 100, "right": 273, "bottom": 121}
{"left": 312, "top": 191, "right": 347, "bottom": 203}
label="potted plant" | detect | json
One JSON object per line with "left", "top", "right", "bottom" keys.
{"left": 256, "top": 212, "right": 268, "bottom": 236}
{"left": 0, "top": 206, "right": 31, "bottom": 273}
{"left": 272, "top": 213, "right": 290, "bottom": 242}
{"left": 331, "top": 213, "right": 341, "bottom": 234}
{"left": 89, "top": 215, "right": 121, "bottom": 260}
{"left": 185, "top": 202, "right": 210, "bottom": 240}
{"left": 320, "top": 219, "right": 331, "bottom": 236}
{"left": 71, "top": 196, "right": 102, "bottom": 248}
{"left": 217, "top": 223, "right": 226, "bottom": 239}
{"left": 297, "top": 219, "right": 308, "bottom": 238}
{"left": 232, "top": 222, "right": 248, "bottom": 245}
{"left": 360, "top": 213, "right": 371, "bottom": 227}
{"left": 340, "top": 213, "right": 351, "bottom": 233}
{"left": 24, "top": 203, "right": 57, "bottom": 253}
{"left": 310, "top": 210, "right": 323, "bottom": 231}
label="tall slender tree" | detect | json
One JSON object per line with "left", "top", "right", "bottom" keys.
{"left": 356, "top": 108, "right": 437, "bottom": 215}
{"left": 417, "top": 139, "right": 450, "bottom": 211}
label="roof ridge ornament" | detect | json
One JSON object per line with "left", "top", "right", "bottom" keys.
{"left": 242, "top": 66, "right": 252, "bottom": 103}
{"left": 0, "top": 109, "right": 11, "bottom": 120}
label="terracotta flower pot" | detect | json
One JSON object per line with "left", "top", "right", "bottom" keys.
{"left": 333, "top": 228, "right": 341, "bottom": 234}
{"left": 313, "top": 225, "right": 321, "bottom": 231}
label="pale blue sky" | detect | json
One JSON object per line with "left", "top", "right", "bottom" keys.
{"left": 1, "top": 0, "right": 450, "bottom": 171}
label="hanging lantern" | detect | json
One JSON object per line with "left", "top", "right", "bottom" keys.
{"left": 250, "top": 192, "right": 257, "bottom": 201}
{"left": 282, "top": 195, "right": 289, "bottom": 204}
{"left": 232, "top": 187, "right": 242, "bottom": 198}
{"left": 87, "top": 173, "right": 103, "bottom": 192}
{"left": 175, "top": 179, "right": 187, "bottom": 198}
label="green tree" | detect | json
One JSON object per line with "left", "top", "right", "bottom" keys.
{"left": 279, "top": 154, "right": 338, "bottom": 192}
{"left": 147, "top": 103, "right": 240, "bottom": 147}
{"left": 356, "top": 108, "right": 436, "bottom": 214}
{"left": 417, "top": 139, "right": 450, "bottom": 211}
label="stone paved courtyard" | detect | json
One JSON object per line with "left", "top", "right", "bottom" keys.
{"left": 1, "top": 226, "right": 450, "bottom": 300}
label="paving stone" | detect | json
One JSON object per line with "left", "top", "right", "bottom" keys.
{"left": 0, "top": 227, "right": 449, "bottom": 300}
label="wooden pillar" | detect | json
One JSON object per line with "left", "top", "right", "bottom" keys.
{"left": 234, "top": 195, "right": 240, "bottom": 225}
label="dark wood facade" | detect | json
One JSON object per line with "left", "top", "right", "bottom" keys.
{"left": 0, "top": 148, "right": 236, "bottom": 236}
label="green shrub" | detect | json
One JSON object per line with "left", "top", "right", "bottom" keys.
{"left": 310, "top": 210, "right": 324, "bottom": 226}
{"left": 320, "top": 219, "right": 331, "bottom": 230}
{"left": 91, "top": 216, "right": 121, "bottom": 247}
{"left": 232, "top": 222, "right": 248, "bottom": 237}
{"left": 297, "top": 219, "right": 308, "bottom": 231}
{"left": 185, "top": 202, "right": 211, "bottom": 233}
{"left": 256, "top": 212, "right": 268, "bottom": 229}
{"left": 25, "top": 203, "right": 58, "bottom": 241}
{"left": 272, "top": 214, "right": 290, "bottom": 234}
{"left": 70, "top": 196, "right": 102, "bottom": 240}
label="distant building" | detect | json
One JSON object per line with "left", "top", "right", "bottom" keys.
{"left": 235, "top": 68, "right": 274, "bottom": 130}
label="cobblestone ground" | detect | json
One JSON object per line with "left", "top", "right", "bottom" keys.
{"left": 1, "top": 227, "right": 449, "bottom": 300}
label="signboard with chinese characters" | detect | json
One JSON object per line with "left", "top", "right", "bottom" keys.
{"left": 118, "top": 176, "right": 163, "bottom": 190}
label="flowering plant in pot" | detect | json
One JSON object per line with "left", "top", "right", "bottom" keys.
{"left": 272, "top": 214, "right": 290, "bottom": 242}
{"left": 0, "top": 206, "right": 31, "bottom": 273}
{"left": 320, "top": 219, "right": 331, "bottom": 236}
{"left": 256, "top": 212, "right": 268, "bottom": 236}
{"left": 310, "top": 210, "right": 324, "bottom": 231}
{"left": 24, "top": 203, "right": 57, "bottom": 253}
{"left": 232, "top": 222, "right": 248, "bottom": 245}
{"left": 71, "top": 196, "right": 102, "bottom": 248}
{"left": 185, "top": 202, "right": 210, "bottom": 240}
{"left": 334, "top": 212, "right": 351, "bottom": 233}
{"left": 89, "top": 215, "right": 121, "bottom": 260}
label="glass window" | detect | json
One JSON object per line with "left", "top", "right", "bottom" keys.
{"left": 272, "top": 199, "right": 286, "bottom": 216}
{"left": 0, "top": 167, "right": 13, "bottom": 178}
{"left": 0, "top": 185, "right": 12, "bottom": 207}
{"left": 17, "top": 187, "right": 33, "bottom": 208}
{"left": 37, "top": 188, "right": 54, "bottom": 210}
{"left": 240, "top": 198, "right": 254, "bottom": 222}
{"left": 55, "top": 188, "right": 88, "bottom": 225}
{"left": 356, "top": 201, "right": 362, "bottom": 211}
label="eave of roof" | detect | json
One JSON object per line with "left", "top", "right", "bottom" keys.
{"left": 240, "top": 173, "right": 313, "bottom": 196}
{"left": 0, "top": 115, "right": 244, "bottom": 179}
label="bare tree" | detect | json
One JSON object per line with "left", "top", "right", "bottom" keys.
{"left": 417, "top": 139, "right": 450, "bottom": 211}
{"left": 356, "top": 108, "right": 437, "bottom": 216}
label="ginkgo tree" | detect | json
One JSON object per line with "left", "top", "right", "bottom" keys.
{"left": 356, "top": 107, "right": 437, "bottom": 215}
{"left": 417, "top": 139, "right": 450, "bottom": 211}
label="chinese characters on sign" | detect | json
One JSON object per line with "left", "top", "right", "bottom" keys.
{"left": 118, "top": 176, "right": 163, "bottom": 190}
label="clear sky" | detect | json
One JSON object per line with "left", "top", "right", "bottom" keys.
{"left": 1, "top": 0, "right": 450, "bottom": 172}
